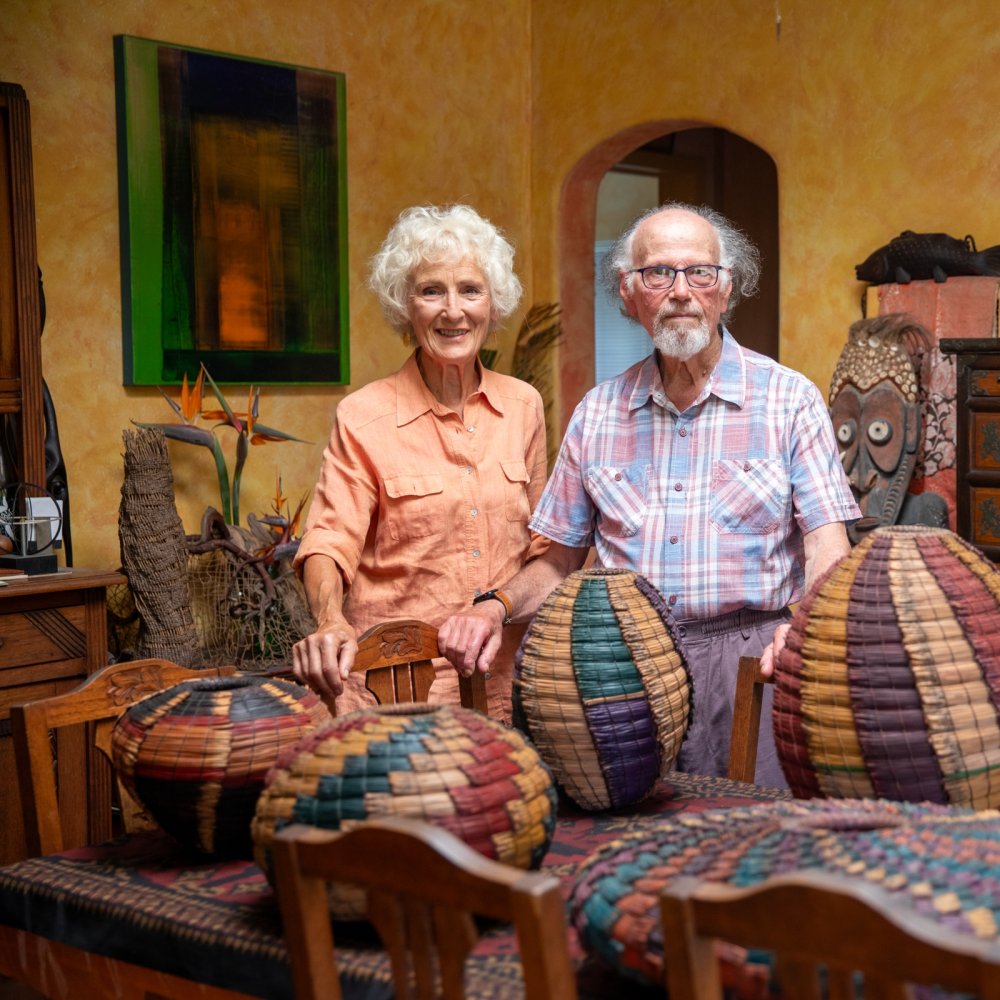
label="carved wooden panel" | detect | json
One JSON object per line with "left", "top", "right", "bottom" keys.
{"left": 0, "top": 83, "right": 45, "bottom": 488}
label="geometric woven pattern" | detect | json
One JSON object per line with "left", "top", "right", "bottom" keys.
{"left": 514, "top": 568, "right": 691, "bottom": 811}
{"left": 775, "top": 525, "right": 1000, "bottom": 807}
{"left": 251, "top": 703, "right": 557, "bottom": 917}
{"left": 569, "top": 796, "right": 1000, "bottom": 989}
{"left": 111, "top": 675, "right": 332, "bottom": 859}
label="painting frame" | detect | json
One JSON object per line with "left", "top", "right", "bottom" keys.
{"left": 114, "top": 35, "right": 349, "bottom": 386}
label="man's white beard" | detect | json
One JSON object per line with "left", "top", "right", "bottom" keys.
{"left": 652, "top": 313, "right": 712, "bottom": 361}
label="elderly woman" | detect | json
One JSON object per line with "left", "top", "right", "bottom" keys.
{"left": 290, "top": 204, "right": 547, "bottom": 721}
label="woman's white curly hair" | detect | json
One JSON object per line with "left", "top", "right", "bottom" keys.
{"left": 369, "top": 204, "right": 523, "bottom": 337}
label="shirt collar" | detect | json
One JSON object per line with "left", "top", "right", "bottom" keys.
{"left": 627, "top": 327, "right": 747, "bottom": 412}
{"left": 395, "top": 351, "right": 505, "bottom": 426}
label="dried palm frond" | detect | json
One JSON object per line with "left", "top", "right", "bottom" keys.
{"left": 512, "top": 303, "right": 563, "bottom": 469}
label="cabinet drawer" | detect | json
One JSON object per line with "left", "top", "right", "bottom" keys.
{"left": 971, "top": 370, "right": 1000, "bottom": 396}
{"left": 0, "top": 603, "right": 87, "bottom": 669}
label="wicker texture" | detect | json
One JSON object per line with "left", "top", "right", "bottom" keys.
{"left": 569, "top": 796, "right": 1000, "bottom": 989}
{"left": 118, "top": 427, "right": 203, "bottom": 667}
{"left": 112, "top": 676, "right": 332, "bottom": 858}
{"left": 774, "top": 525, "right": 1000, "bottom": 808}
{"left": 513, "top": 569, "right": 691, "bottom": 811}
{"left": 251, "top": 703, "right": 557, "bottom": 918}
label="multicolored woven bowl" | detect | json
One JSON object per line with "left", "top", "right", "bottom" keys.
{"left": 112, "top": 675, "right": 331, "bottom": 858}
{"left": 251, "top": 702, "right": 557, "bottom": 917}
{"left": 569, "top": 797, "right": 1000, "bottom": 989}
{"left": 775, "top": 525, "right": 1000, "bottom": 807}
{"left": 513, "top": 568, "right": 691, "bottom": 811}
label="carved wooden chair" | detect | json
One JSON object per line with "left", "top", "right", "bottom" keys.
{"left": 660, "top": 870, "right": 1000, "bottom": 999}
{"left": 271, "top": 816, "right": 578, "bottom": 1000}
{"left": 10, "top": 657, "right": 234, "bottom": 856}
{"left": 352, "top": 619, "right": 488, "bottom": 714}
{"left": 726, "top": 655, "right": 772, "bottom": 784}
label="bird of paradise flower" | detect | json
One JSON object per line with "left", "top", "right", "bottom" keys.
{"left": 134, "top": 365, "right": 308, "bottom": 526}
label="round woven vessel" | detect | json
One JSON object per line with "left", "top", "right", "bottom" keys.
{"left": 251, "top": 702, "right": 557, "bottom": 917}
{"left": 112, "top": 675, "right": 332, "bottom": 858}
{"left": 569, "top": 796, "right": 1000, "bottom": 989}
{"left": 774, "top": 525, "right": 1000, "bottom": 808}
{"left": 513, "top": 568, "right": 691, "bottom": 811}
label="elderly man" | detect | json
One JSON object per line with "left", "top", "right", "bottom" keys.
{"left": 439, "top": 202, "right": 860, "bottom": 786}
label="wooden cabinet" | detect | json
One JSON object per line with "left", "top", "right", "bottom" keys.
{"left": 941, "top": 338, "right": 1000, "bottom": 562}
{"left": 0, "top": 568, "right": 125, "bottom": 863}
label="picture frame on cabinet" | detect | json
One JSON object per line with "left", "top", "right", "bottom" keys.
{"left": 114, "top": 36, "right": 349, "bottom": 386}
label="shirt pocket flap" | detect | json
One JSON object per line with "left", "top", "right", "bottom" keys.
{"left": 500, "top": 459, "right": 529, "bottom": 485}
{"left": 384, "top": 474, "right": 444, "bottom": 499}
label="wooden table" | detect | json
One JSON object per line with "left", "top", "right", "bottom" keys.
{"left": 0, "top": 568, "right": 126, "bottom": 864}
{"left": 0, "top": 772, "right": 789, "bottom": 999}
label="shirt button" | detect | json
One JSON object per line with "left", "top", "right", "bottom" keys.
{"left": 614, "top": 473, "right": 622, "bottom": 481}
{"left": 743, "top": 463, "right": 751, "bottom": 472}
{"left": 470, "top": 508, "right": 478, "bottom": 517}
{"left": 670, "top": 535, "right": 678, "bottom": 544}
{"left": 668, "top": 595, "right": 678, "bottom": 606}
{"left": 465, "top": 467, "right": 473, "bottom": 475}
{"left": 678, "top": 428, "right": 687, "bottom": 437}
{"left": 467, "top": 425, "right": 474, "bottom": 433}
{"left": 674, "top": 482, "right": 682, "bottom": 491}
{"left": 472, "top": 549, "right": 480, "bottom": 558}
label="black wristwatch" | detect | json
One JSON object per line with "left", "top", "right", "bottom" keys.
{"left": 472, "top": 589, "right": 513, "bottom": 626}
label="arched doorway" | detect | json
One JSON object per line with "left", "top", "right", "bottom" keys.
{"left": 557, "top": 122, "right": 778, "bottom": 433}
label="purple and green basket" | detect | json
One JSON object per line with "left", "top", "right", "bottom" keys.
{"left": 513, "top": 568, "right": 691, "bottom": 811}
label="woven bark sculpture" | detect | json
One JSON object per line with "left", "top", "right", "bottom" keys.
{"left": 119, "top": 427, "right": 202, "bottom": 666}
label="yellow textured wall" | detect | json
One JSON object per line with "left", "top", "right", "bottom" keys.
{"left": 530, "top": 0, "right": 1000, "bottom": 411}
{"left": 2, "top": 0, "right": 532, "bottom": 569}
{"left": 3, "top": 0, "right": 1000, "bottom": 572}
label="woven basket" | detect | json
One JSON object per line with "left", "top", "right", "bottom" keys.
{"left": 112, "top": 675, "right": 332, "bottom": 858}
{"left": 569, "top": 796, "right": 1000, "bottom": 989}
{"left": 251, "top": 702, "right": 557, "bottom": 919}
{"left": 775, "top": 525, "right": 1000, "bottom": 807}
{"left": 513, "top": 568, "right": 691, "bottom": 811}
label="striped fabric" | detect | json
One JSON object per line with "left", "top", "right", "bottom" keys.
{"left": 530, "top": 330, "right": 860, "bottom": 622}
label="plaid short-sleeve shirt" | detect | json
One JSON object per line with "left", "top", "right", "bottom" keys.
{"left": 531, "top": 330, "right": 860, "bottom": 622}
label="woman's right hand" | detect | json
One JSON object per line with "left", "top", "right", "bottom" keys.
{"left": 291, "top": 620, "right": 358, "bottom": 705}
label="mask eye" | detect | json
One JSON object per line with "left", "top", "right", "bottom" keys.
{"left": 868, "top": 420, "right": 892, "bottom": 445}
{"left": 836, "top": 421, "right": 856, "bottom": 446}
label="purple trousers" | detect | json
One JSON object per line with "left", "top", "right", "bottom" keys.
{"left": 673, "top": 606, "right": 791, "bottom": 789}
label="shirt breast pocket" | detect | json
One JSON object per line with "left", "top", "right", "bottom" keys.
{"left": 710, "top": 459, "right": 786, "bottom": 535}
{"left": 384, "top": 474, "right": 444, "bottom": 540}
{"left": 585, "top": 465, "right": 648, "bottom": 538}
{"left": 500, "top": 459, "right": 531, "bottom": 524}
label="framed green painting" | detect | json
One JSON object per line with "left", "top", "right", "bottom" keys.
{"left": 114, "top": 36, "right": 349, "bottom": 385}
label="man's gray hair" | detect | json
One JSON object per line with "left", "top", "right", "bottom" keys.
{"left": 600, "top": 201, "right": 761, "bottom": 324}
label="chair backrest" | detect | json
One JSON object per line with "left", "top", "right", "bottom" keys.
{"left": 726, "top": 655, "right": 772, "bottom": 783}
{"left": 10, "top": 657, "right": 235, "bottom": 856}
{"left": 351, "top": 619, "right": 488, "bottom": 714}
{"left": 660, "top": 870, "right": 1000, "bottom": 1000}
{"left": 272, "top": 816, "right": 578, "bottom": 1000}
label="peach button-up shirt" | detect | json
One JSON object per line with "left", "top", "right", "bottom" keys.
{"left": 295, "top": 352, "right": 548, "bottom": 721}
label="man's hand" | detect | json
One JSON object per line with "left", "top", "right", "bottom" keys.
{"left": 291, "top": 620, "right": 358, "bottom": 705}
{"left": 759, "top": 621, "right": 791, "bottom": 678}
{"left": 438, "top": 602, "right": 506, "bottom": 678}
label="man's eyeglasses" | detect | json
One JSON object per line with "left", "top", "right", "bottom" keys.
{"left": 630, "top": 264, "right": 727, "bottom": 291}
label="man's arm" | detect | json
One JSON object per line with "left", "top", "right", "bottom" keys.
{"left": 438, "top": 542, "right": 588, "bottom": 678}
{"left": 759, "top": 521, "right": 851, "bottom": 677}
{"left": 291, "top": 553, "right": 358, "bottom": 704}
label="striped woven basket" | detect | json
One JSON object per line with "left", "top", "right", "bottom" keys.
{"left": 775, "top": 525, "right": 1000, "bottom": 807}
{"left": 569, "top": 796, "right": 1000, "bottom": 989}
{"left": 112, "top": 675, "right": 332, "bottom": 858}
{"left": 514, "top": 568, "right": 691, "bottom": 811}
{"left": 251, "top": 702, "right": 558, "bottom": 918}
